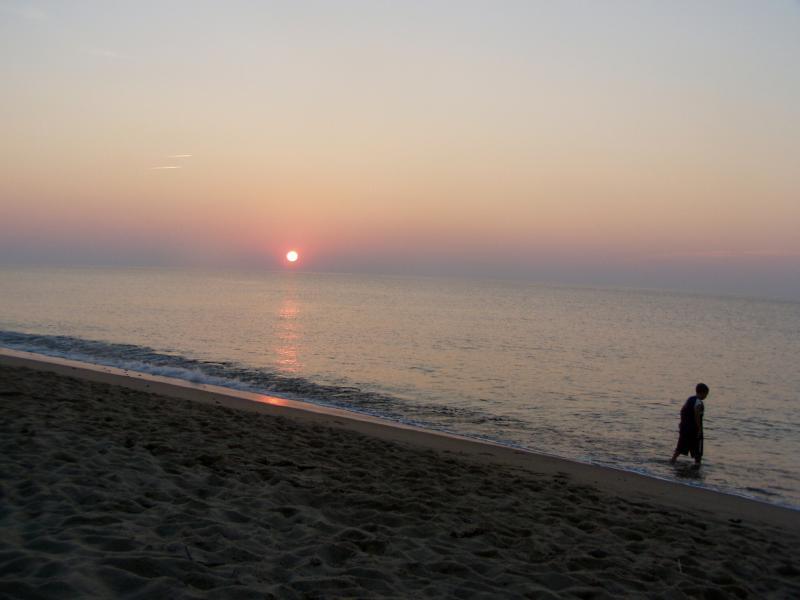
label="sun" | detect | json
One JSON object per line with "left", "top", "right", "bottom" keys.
{"left": 286, "top": 250, "right": 299, "bottom": 263}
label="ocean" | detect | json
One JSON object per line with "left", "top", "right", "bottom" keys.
{"left": 1, "top": 266, "right": 798, "bottom": 507}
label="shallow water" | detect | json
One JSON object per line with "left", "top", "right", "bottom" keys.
{"left": 1, "top": 266, "right": 799, "bottom": 507}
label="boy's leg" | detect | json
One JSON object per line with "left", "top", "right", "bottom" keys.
{"left": 694, "top": 436, "right": 703, "bottom": 466}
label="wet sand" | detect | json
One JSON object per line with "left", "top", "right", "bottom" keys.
{"left": 1, "top": 355, "right": 798, "bottom": 598}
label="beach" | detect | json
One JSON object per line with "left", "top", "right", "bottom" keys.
{"left": 1, "top": 356, "right": 799, "bottom": 599}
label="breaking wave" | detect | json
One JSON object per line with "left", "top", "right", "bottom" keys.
{"left": 0, "top": 329, "right": 527, "bottom": 442}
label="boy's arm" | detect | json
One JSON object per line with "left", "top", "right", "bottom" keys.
{"left": 694, "top": 404, "right": 704, "bottom": 437}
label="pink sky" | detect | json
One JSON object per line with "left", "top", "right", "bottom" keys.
{"left": 1, "top": 1, "right": 799, "bottom": 297}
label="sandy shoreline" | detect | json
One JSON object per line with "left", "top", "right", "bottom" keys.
{"left": 1, "top": 353, "right": 799, "bottom": 598}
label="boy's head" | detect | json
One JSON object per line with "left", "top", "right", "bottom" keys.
{"left": 696, "top": 383, "right": 709, "bottom": 399}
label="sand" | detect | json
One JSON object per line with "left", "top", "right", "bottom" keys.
{"left": 1, "top": 355, "right": 799, "bottom": 598}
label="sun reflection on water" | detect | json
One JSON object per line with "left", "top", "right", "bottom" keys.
{"left": 275, "top": 296, "right": 302, "bottom": 374}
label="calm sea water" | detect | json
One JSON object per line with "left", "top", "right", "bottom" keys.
{"left": 1, "top": 267, "right": 799, "bottom": 507}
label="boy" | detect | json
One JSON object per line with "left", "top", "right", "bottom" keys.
{"left": 670, "top": 383, "right": 709, "bottom": 467}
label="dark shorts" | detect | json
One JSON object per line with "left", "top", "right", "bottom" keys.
{"left": 675, "top": 430, "right": 703, "bottom": 461}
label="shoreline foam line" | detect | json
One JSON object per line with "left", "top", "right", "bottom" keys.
{"left": 1, "top": 331, "right": 795, "bottom": 510}
{"left": 1, "top": 347, "right": 798, "bottom": 531}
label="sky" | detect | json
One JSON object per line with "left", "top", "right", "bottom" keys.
{"left": 1, "top": 1, "right": 799, "bottom": 298}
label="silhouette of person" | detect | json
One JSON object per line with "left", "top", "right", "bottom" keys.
{"left": 670, "top": 383, "right": 708, "bottom": 467}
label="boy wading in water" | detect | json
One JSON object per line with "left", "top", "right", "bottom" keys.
{"left": 670, "top": 383, "right": 708, "bottom": 467}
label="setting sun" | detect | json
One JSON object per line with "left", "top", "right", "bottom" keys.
{"left": 286, "top": 250, "right": 299, "bottom": 263}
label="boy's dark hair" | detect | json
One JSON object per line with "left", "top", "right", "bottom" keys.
{"left": 696, "top": 383, "right": 709, "bottom": 395}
